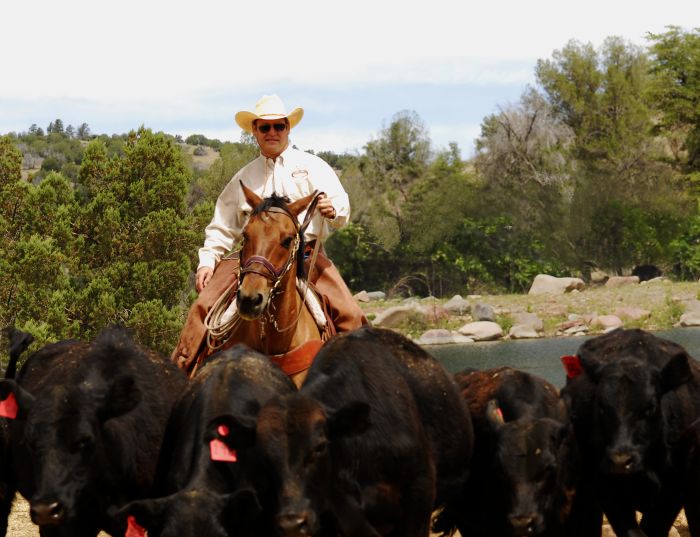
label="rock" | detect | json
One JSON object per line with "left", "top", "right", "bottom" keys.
{"left": 679, "top": 312, "right": 700, "bottom": 327}
{"left": 614, "top": 307, "right": 651, "bottom": 321}
{"left": 508, "top": 325, "right": 541, "bottom": 339}
{"left": 528, "top": 274, "right": 585, "bottom": 295}
{"left": 590, "top": 270, "right": 609, "bottom": 284}
{"left": 443, "top": 295, "right": 471, "bottom": 315}
{"left": 592, "top": 315, "right": 623, "bottom": 330}
{"left": 457, "top": 321, "right": 503, "bottom": 341}
{"left": 353, "top": 290, "right": 370, "bottom": 303}
{"left": 512, "top": 312, "right": 544, "bottom": 332}
{"left": 473, "top": 302, "right": 496, "bottom": 322}
{"left": 366, "top": 291, "right": 386, "bottom": 301}
{"left": 605, "top": 276, "right": 640, "bottom": 287}
{"left": 683, "top": 299, "right": 700, "bottom": 314}
{"left": 371, "top": 304, "right": 426, "bottom": 328}
{"left": 416, "top": 329, "right": 474, "bottom": 345}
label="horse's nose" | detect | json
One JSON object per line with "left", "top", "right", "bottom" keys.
{"left": 30, "top": 501, "right": 64, "bottom": 526}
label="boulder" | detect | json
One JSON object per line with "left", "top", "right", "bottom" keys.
{"left": 605, "top": 276, "right": 639, "bottom": 287}
{"left": 614, "top": 307, "right": 651, "bottom": 321}
{"left": 416, "top": 329, "right": 475, "bottom": 346}
{"left": 353, "top": 290, "right": 370, "bottom": 303}
{"left": 528, "top": 274, "right": 585, "bottom": 295}
{"left": 457, "top": 321, "right": 503, "bottom": 341}
{"left": 366, "top": 291, "right": 386, "bottom": 301}
{"left": 679, "top": 312, "right": 700, "bottom": 327}
{"left": 592, "top": 315, "right": 623, "bottom": 330}
{"left": 511, "top": 311, "right": 544, "bottom": 332}
{"left": 508, "top": 325, "right": 541, "bottom": 339}
{"left": 371, "top": 304, "right": 427, "bottom": 328}
{"left": 473, "top": 302, "right": 496, "bottom": 322}
{"left": 443, "top": 295, "right": 471, "bottom": 315}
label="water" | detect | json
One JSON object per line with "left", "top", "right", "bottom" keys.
{"left": 428, "top": 327, "right": 700, "bottom": 389}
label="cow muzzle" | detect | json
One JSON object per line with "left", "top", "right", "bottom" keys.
{"left": 509, "top": 513, "right": 542, "bottom": 536}
{"left": 30, "top": 500, "right": 64, "bottom": 526}
{"left": 277, "top": 511, "right": 312, "bottom": 537}
{"left": 609, "top": 450, "right": 639, "bottom": 474}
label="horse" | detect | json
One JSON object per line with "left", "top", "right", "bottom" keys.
{"left": 201, "top": 182, "right": 327, "bottom": 387}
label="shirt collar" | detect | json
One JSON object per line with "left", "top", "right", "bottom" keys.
{"left": 260, "top": 142, "right": 293, "bottom": 166}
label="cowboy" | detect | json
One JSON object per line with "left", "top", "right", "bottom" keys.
{"left": 172, "top": 94, "right": 367, "bottom": 372}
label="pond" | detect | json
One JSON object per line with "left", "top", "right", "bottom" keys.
{"left": 427, "top": 327, "right": 700, "bottom": 388}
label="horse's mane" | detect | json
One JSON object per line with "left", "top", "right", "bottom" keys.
{"left": 251, "top": 193, "right": 291, "bottom": 216}
{"left": 251, "top": 192, "right": 307, "bottom": 279}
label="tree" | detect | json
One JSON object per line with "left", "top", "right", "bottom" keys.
{"left": 359, "top": 110, "right": 431, "bottom": 249}
{"left": 77, "top": 123, "right": 91, "bottom": 139}
{"left": 48, "top": 119, "right": 64, "bottom": 135}
{"left": 647, "top": 26, "right": 700, "bottom": 171}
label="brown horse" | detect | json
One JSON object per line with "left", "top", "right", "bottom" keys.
{"left": 204, "top": 183, "right": 326, "bottom": 387}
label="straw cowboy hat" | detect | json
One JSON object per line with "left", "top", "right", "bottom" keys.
{"left": 235, "top": 94, "right": 304, "bottom": 133}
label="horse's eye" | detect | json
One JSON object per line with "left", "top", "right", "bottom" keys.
{"left": 282, "top": 236, "right": 294, "bottom": 249}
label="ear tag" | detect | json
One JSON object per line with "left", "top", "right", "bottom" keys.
{"left": 210, "top": 424, "right": 237, "bottom": 462}
{"left": 0, "top": 392, "right": 18, "bottom": 419}
{"left": 496, "top": 407, "right": 504, "bottom": 421}
{"left": 126, "top": 515, "right": 146, "bottom": 537}
{"left": 561, "top": 355, "right": 584, "bottom": 379}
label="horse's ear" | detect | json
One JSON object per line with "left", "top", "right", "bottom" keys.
{"left": 240, "top": 181, "right": 262, "bottom": 210}
{"left": 288, "top": 191, "right": 318, "bottom": 219}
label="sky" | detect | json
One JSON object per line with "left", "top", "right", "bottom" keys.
{"left": 1, "top": 0, "right": 698, "bottom": 157}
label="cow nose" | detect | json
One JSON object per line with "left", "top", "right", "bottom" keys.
{"left": 610, "top": 451, "right": 635, "bottom": 473}
{"left": 277, "top": 512, "right": 310, "bottom": 536}
{"left": 30, "top": 501, "right": 64, "bottom": 526}
{"left": 509, "top": 514, "right": 537, "bottom": 536}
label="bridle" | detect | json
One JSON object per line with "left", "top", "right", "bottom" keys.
{"left": 238, "top": 193, "right": 322, "bottom": 333}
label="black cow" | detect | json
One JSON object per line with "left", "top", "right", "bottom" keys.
{"left": 0, "top": 325, "right": 187, "bottom": 537}
{"left": 116, "top": 344, "right": 297, "bottom": 537}
{"left": 0, "top": 327, "right": 34, "bottom": 535}
{"left": 561, "top": 328, "right": 700, "bottom": 537}
{"left": 632, "top": 265, "right": 662, "bottom": 282}
{"left": 218, "top": 326, "right": 473, "bottom": 537}
{"left": 435, "top": 367, "right": 578, "bottom": 537}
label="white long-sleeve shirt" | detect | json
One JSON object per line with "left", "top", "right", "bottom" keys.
{"left": 198, "top": 146, "right": 350, "bottom": 270}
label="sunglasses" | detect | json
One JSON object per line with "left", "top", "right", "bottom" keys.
{"left": 256, "top": 123, "right": 287, "bottom": 134}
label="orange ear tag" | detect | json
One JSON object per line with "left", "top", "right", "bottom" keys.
{"left": 210, "top": 424, "right": 237, "bottom": 462}
{"left": 0, "top": 393, "right": 18, "bottom": 419}
{"left": 125, "top": 515, "right": 146, "bottom": 537}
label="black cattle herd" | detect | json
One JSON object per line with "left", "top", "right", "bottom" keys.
{"left": 0, "top": 324, "right": 699, "bottom": 536}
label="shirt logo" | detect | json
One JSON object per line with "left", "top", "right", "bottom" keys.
{"left": 291, "top": 169, "right": 309, "bottom": 180}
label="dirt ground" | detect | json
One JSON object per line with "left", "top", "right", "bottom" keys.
{"left": 6, "top": 493, "right": 691, "bottom": 536}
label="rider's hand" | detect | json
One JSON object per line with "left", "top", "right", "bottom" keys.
{"left": 196, "top": 267, "right": 214, "bottom": 293}
{"left": 317, "top": 194, "right": 337, "bottom": 220}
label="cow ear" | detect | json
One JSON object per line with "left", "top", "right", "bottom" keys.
{"left": 660, "top": 351, "right": 693, "bottom": 393}
{"left": 208, "top": 414, "right": 257, "bottom": 450}
{"left": 98, "top": 375, "right": 141, "bottom": 423}
{"left": 327, "top": 401, "right": 371, "bottom": 440}
{"left": 485, "top": 399, "right": 505, "bottom": 430}
{"left": 116, "top": 498, "right": 167, "bottom": 533}
{"left": 0, "top": 379, "right": 35, "bottom": 419}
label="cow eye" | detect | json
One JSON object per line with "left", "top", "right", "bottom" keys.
{"left": 306, "top": 441, "right": 328, "bottom": 464}
{"left": 71, "top": 436, "right": 93, "bottom": 453}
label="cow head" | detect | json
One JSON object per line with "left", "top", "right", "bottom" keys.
{"left": 228, "top": 394, "right": 370, "bottom": 537}
{"left": 4, "top": 372, "right": 140, "bottom": 529}
{"left": 486, "top": 399, "right": 578, "bottom": 537}
{"left": 116, "top": 488, "right": 262, "bottom": 537}
{"left": 582, "top": 349, "right": 691, "bottom": 477}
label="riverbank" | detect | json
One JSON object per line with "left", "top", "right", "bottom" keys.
{"left": 358, "top": 279, "right": 700, "bottom": 341}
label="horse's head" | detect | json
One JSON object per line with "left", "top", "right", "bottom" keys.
{"left": 237, "top": 181, "right": 316, "bottom": 321}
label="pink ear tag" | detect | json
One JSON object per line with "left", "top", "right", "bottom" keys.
{"left": 561, "top": 355, "right": 584, "bottom": 379}
{"left": 125, "top": 515, "right": 146, "bottom": 537}
{"left": 0, "top": 393, "right": 18, "bottom": 419}
{"left": 210, "top": 424, "right": 236, "bottom": 462}
{"left": 496, "top": 407, "right": 504, "bottom": 421}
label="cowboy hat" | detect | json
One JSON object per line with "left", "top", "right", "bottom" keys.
{"left": 235, "top": 94, "right": 304, "bottom": 133}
